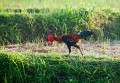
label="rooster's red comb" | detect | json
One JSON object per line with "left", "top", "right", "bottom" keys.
{"left": 48, "top": 35, "right": 54, "bottom": 44}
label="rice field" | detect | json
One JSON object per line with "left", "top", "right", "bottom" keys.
{"left": 0, "top": 0, "right": 120, "bottom": 11}
{"left": 0, "top": 0, "right": 120, "bottom": 83}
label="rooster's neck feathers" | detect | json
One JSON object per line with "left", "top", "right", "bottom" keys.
{"left": 54, "top": 36, "right": 62, "bottom": 42}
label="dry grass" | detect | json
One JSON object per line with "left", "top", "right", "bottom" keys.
{"left": 1, "top": 42, "right": 120, "bottom": 57}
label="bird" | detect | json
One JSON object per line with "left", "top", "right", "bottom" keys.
{"left": 48, "top": 31, "right": 97, "bottom": 57}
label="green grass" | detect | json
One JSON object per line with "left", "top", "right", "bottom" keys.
{"left": 0, "top": 0, "right": 120, "bottom": 11}
{"left": 0, "top": 0, "right": 120, "bottom": 44}
{"left": 0, "top": 52, "right": 120, "bottom": 83}
{"left": 0, "top": 8, "right": 120, "bottom": 44}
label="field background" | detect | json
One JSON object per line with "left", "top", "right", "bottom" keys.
{"left": 0, "top": 0, "right": 120, "bottom": 44}
{"left": 0, "top": 0, "right": 120, "bottom": 11}
{"left": 0, "top": 0, "right": 120, "bottom": 83}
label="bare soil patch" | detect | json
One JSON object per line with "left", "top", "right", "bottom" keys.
{"left": 0, "top": 42, "right": 120, "bottom": 57}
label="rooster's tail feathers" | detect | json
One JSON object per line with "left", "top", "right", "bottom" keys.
{"left": 78, "top": 31, "right": 96, "bottom": 40}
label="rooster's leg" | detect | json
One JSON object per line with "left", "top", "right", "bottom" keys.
{"left": 66, "top": 44, "right": 71, "bottom": 55}
{"left": 73, "top": 44, "right": 84, "bottom": 57}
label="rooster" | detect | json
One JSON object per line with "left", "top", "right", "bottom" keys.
{"left": 48, "top": 31, "right": 97, "bottom": 57}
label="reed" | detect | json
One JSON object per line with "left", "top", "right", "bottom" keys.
{"left": 0, "top": 52, "right": 120, "bottom": 83}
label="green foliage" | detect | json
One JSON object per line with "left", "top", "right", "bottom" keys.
{"left": 0, "top": 52, "right": 120, "bottom": 83}
{"left": 0, "top": 8, "right": 120, "bottom": 44}
{"left": 0, "top": 0, "right": 120, "bottom": 11}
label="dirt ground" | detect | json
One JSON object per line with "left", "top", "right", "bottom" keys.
{"left": 1, "top": 41, "right": 120, "bottom": 57}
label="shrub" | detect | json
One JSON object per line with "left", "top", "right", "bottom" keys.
{"left": 0, "top": 8, "right": 120, "bottom": 44}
